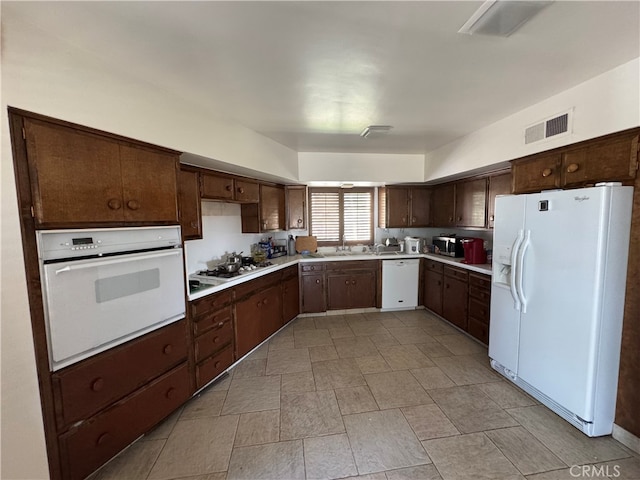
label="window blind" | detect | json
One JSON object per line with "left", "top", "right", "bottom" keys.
{"left": 309, "top": 188, "right": 373, "bottom": 245}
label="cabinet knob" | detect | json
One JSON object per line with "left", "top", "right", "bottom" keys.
{"left": 213, "top": 336, "right": 220, "bottom": 343}
{"left": 263, "top": 298, "right": 269, "bottom": 305}
{"left": 165, "top": 387, "right": 175, "bottom": 399}
{"left": 127, "top": 199, "right": 140, "bottom": 210}
{"left": 257, "top": 301, "right": 262, "bottom": 308}
{"left": 225, "top": 185, "right": 232, "bottom": 192}
{"left": 345, "top": 280, "right": 350, "bottom": 285}
{"left": 448, "top": 216, "right": 453, "bottom": 222}
{"left": 214, "top": 361, "right": 221, "bottom": 368}
{"left": 96, "top": 432, "right": 110, "bottom": 446}
{"left": 238, "top": 187, "right": 245, "bottom": 194}
{"left": 297, "top": 218, "right": 303, "bottom": 224}
{"left": 412, "top": 217, "right": 416, "bottom": 223}
{"left": 90, "top": 378, "right": 104, "bottom": 392}
{"left": 566, "top": 163, "right": 580, "bottom": 173}
{"left": 190, "top": 221, "right": 198, "bottom": 228}
{"left": 163, "top": 344, "right": 173, "bottom": 355}
{"left": 457, "top": 216, "right": 462, "bottom": 222}
{"left": 489, "top": 215, "right": 495, "bottom": 222}
{"left": 107, "top": 198, "right": 121, "bottom": 210}
{"left": 218, "top": 321, "right": 224, "bottom": 327}
{"left": 542, "top": 168, "right": 553, "bottom": 177}
{"left": 315, "top": 279, "right": 320, "bottom": 284}
{"left": 351, "top": 280, "right": 356, "bottom": 285}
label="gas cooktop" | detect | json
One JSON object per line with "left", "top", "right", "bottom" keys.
{"left": 189, "top": 261, "right": 274, "bottom": 284}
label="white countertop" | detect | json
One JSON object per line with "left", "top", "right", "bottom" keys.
{"left": 187, "top": 252, "right": 492, "bottom": 301}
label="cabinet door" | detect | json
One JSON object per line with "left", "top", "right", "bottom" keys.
{"left": 442, "top": 275, "right": 468, "bottom": 330}
{"left": 327, "top": 273, "right": 352, "bottom": 310}
{"left": 487, "top": 172, "right": 512, "bottom": 229}
{"left": 283, "top": 275, "right": 300, "bottom": 324}
{"left": 201, "top": 172, "right": 234, "bottom": 200}
{"left": 348, "top": 271, "right": 376, "bottom": 309}
{"left": 235, "top": 179, "right": 260, "bottom": 203}
{"left": 410, "top": 187, "right": 431, "bottom": 227}
{"left": 430, "top": 184, "right": 456, "bottom": 228}
{"left": 561, "top": 134, "right": 639, "bottom": 187}
{"left": 301, "top": 274, "right": 326, "bottom": 313}
{"left": 455, "top": 178, "right": 487, "bottom": 228}
{"left": 424, "top": 270, "right": 443, "bottom": 316}
{"left": 286, "top": 186, "right": 307, "bottom": 230}
{"left": 260, "top": 184, "right": 285, "bottom": 231}
{"left": 178, "top": 169, "right": 202, "bottom": 240}
{"left": 235, "top": 293, "right": 263, "bottom": 358}
{"left": 24, "top": 118, "right": 123, "bottom": 226}
{"left": 386, "top": 187, "right": 410, "bottom": 227}
{"left": 261, "top": 285, "right": 283, "bottom": 339}
{"left": 511, "top": 153, "right": 561, "bottom": 194}
{"left": 120, "top": 145, "right": 179, "bottom": 223}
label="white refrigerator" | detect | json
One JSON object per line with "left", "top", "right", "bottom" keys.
{"left": 489, "top": 184, "right": 633, "bottom": 437}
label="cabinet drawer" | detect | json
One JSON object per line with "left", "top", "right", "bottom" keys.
{"left": 424, "top": 259, "right": 444, "bottom": 273}
{"left": 301, "top": 263, "right": 325, "bottom": 273}
{"left": 469, "top": 273, "right": 491, "bottom": 290}
{"left": 469, "top": 297, "right": 490, "bottom": 323}
{"left": 191, "top": 290, "right": 233, "bottom": 317}
{"left": 195, "top": 345, "right": 234, "bottom": 389}
{"left": 234, "top": 271, "right": 280, "bottom": 300}
{"left": 52, "top": 320, "right": 187, "bottom": 430}
{"left": 469, "top": 285, "right": 491, "bottom": 302}
{"left": 193, "top": 306, "right": 232, "bottom": 336}
{"left": 468, "top": 318, "right": 489, "bottom": 345}
{"left": 326, "top": 260, "right": 378, "bottom": 272}
{"left": 444, "top": 265, "right": 468, "bottom": 281}
{"left": 59, "top": 363, "right": 189, "bottom": 480}
{"left": 194, "top": 321, "right": 233, "bottom": 363}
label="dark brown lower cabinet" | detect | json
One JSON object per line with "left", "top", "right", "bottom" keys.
{"left": 59, "top": 363, "right": 190, "bottom": 480}
{"left": 326, "top": 261, "right": 377, "bottom": 310}
{"left": 423, "top": 260, "right": 444, "bottom": 316}
{"left": 442, "top": 266, "right": 469, "bottom": 331}
{"left": 282, "top": 267, "right": 300, "bottom": 324}
{"left": 235, "top": 283, "right": 282, "bottom": 358}
{"left": 300, "top": 263, "right": 326, "bottom": 313}
{"left": 467, "top": 273, "right": 491, "bottom": 344}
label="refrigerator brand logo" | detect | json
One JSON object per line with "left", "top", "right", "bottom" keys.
{"left": 574, "top": 195, "right": 590, "bottom": 202}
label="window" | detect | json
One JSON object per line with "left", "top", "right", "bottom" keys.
{"left": 309, "top": 187, "right": 374, "bottom": 245}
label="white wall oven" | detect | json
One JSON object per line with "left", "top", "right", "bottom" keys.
{"left": 37, "top": 226, "right": 185, "bottom": 371}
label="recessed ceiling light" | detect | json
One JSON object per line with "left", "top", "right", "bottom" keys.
{"left": 458, "top": 0, "right": 553, "bottom": 37}
{"left": 360, "top": 125, "right": 393, "bottom": 138}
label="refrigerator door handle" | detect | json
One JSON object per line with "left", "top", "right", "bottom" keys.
{"left": 510, "top": 230, "right": 525, "bottom": 311}
{"left": 516, "top": 230, "right": 531, "bottom": 313}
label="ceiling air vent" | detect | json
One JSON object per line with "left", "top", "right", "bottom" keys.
{"left": 524, "top": 110, "right": 572, "bottom": 145}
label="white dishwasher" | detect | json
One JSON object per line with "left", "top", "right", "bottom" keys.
{"left": 381, "top": 258, "right": 420, "bottom": 311}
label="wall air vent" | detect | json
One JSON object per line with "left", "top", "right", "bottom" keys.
{"left": 524, "top": 110, "right": 572, "bottom": 145}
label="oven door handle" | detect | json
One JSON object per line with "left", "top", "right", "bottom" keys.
{"left": 54, "top": 249, "right": 182, "bottom": 275}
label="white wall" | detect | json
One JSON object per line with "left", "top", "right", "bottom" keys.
{"left": 299, "top": 152, "right": 425, "bottom": 184}
{"left": 424, "top": 58, "right": 640, "bottom": 181}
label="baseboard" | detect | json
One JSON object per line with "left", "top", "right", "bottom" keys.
{"left": 613, "top": 423, "right": 640, "bottom": 454}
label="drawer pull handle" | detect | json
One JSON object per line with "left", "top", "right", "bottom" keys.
{"left": 107, "top": 198, "right": 121, "bottom": 210}
{"left": 163, "top": 344, "right": 173, "bottom": 355}
{"left": 91, "top": 378, "right": 104, "bottom": 392}
{"left": 126, "top": 199, "right": 140, "bottom": 210}
{"left": 237, "top": 187, "right": 245, "bottom": 194}
{"left": 165, "top": 387, "right": 176, "bottom": 399}
{"left": 566, "top": 163, "right": 580, "bottom": 173}
{"left": 542, "top": 168, "right": 553, "bottom": 177}
{"left": 96, "top": 432, "right": 110, "bottom": 446}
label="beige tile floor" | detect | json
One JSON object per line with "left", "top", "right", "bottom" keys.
{"left": 90, "top": 310, "right": 640, "bottom": 480}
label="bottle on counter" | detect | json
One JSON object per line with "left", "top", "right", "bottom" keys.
{"left": 288, "top": 235, "right": 296, "bottom": 256}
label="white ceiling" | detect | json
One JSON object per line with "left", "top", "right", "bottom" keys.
{"left": 3, "top": 1, "right": 640, "bottom": 155}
